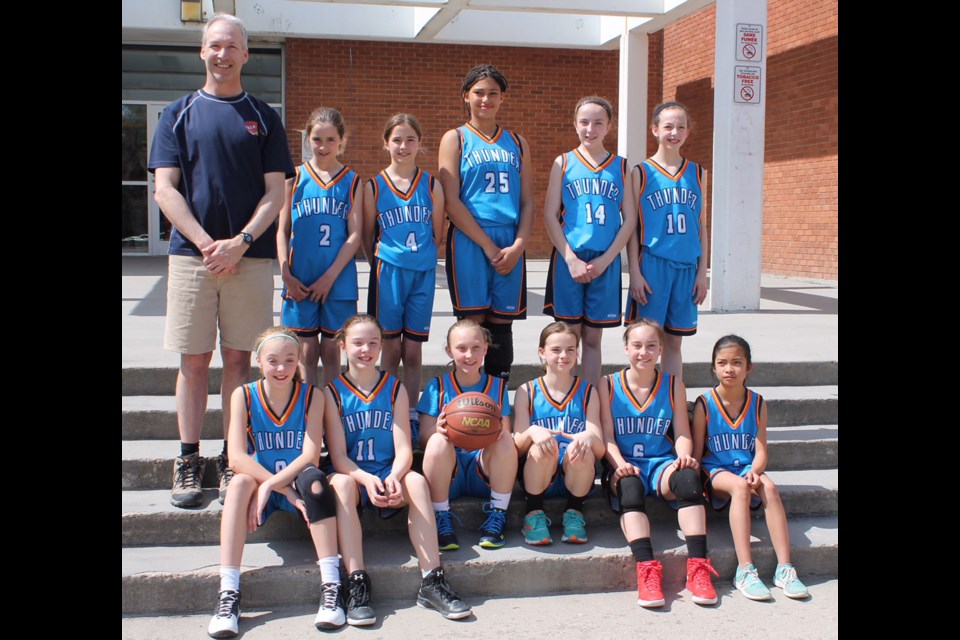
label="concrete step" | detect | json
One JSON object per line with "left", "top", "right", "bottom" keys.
{"left": 121, "top": 469, "right": 837, "bottom": 547}
{"left": 123, "top": 579, "right": 841, "bottom": 639}
{"left": 121, "top": 385, "right": 839, "bottom": 440}
{"left": 121, "top": 515, "right": 838, "bottom": 614}
{"left": 122, "top": 431, "right": 838, "bottom": 490}
{"left": 122, "top": 361, "right": 839, "bottom": 396}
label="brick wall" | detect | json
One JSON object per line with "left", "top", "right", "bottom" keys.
{"left": 655, "top": 0, "right": 838, "bottom": 279}
{"left": 284, "top": 40, "right": 620, "bottom": 259}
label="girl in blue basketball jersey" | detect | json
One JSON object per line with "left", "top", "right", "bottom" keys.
{"left": 514, "top": 322, "right": 604, "bottom": 545}
{"left": 278, "top": 107, "right": 362, "bottom": 387}
{"left": 625, "top": 102, "right": 709, "bottom": 377}
{"left": 419, "top": 319, "right": 518, "bottom": 550}
{"left": 691, "top": 335, "right": 809, "bottom": 601}
{"left": 208, "top": 327, "right": 344, "bottom": 637}
{"left": 438, "top": 64, "right": 535, "bottom": 383}
{"left": 601, "top": 319, "right": 717, "bottom": 609}
{"left": 543, "top": 97, "right": 637, "bottom": 386}
{"left": 363, "top": 115, "right": 444, "bottom": 445}
{"left": 324, "top": 314, "right": 471, "bottom": 624}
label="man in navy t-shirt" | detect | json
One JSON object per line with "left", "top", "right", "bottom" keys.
{"left": 148, "top": 13, "right": 295, "bottom": 509}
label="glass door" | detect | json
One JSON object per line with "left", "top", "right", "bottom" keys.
{"left": 121, "top": 103, "right": 170, "bottom": 255}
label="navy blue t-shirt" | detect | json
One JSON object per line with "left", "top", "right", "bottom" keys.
{"left": 148, "top": 90, "right": 295, "bottom": 258}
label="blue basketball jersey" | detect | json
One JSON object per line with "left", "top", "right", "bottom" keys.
{"left": 417, "top": 371, "right": 512, "bottom": 419}
{"left": 458, "top": 124, "right": 523, "bottom": 227}
{"left": 700, "top": 387, "right": 761, "bottom": 473}
{"left": 607, "top": 369, "right": 676, "bottom": 461}
{"left": 286, "top": 163, "right": 360, "bottom": 300}
{"left": 327, "top": 372, "right": 401, "bottom": 477}
{"left": 636, "top": 159, "right": 703, "bottom": 265}
{"left": 560, "top": 150, "right": 627, "bottom": 253}
{"left": 526, "top": 376, "right": 593, "bottom": 445}
{"left": 372, "top": 168, "right": 437, "bottom": 272}
{"left": 244, "top": 379, "right": 314, "bottom": 474}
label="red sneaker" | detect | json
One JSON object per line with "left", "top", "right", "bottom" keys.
{"left": 636, "top": 560, "right": 665, "bottom": 608}
{"left": 686, "top": 557, "right": 719, "bottom": 605}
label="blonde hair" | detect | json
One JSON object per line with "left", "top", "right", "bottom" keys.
{"left": 622, "top": 318, "right": 665, "bottom": 345}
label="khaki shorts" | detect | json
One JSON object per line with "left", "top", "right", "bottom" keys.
{"left": 164, "top": 255, "right": 275, "bottom": 354}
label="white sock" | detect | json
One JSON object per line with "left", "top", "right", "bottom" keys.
{"left": 490, "top": 491, "right": 511, "bottom": 511}
{"left": 318, "top": 556, "right": 340, "bottom": 584}
{"left": 432, "top": 501, "right": 449, "bottom": 512}
{"left": 220, "top": 566, "right": 241, "bottom": 592}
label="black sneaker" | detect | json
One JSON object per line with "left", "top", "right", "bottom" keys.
{"left": 478, "top": 503, "right": 507, "bottom": 549}
{"left": 216, "top": 454, "right": 234, "bottom": 505}
{"left": 207, "top": 589, "right": 240, "bottom": 638}
{"left": 435, "top": 510, "right": 460, "bottom": 551}
{"left": 417, "top": 567, "right": 471, "bottom": 620}
{"left": 171, "top": 452, "right": 204, "bottom": 508}
{"left": 345, "top": 570, "right": 376, "bottom": 626}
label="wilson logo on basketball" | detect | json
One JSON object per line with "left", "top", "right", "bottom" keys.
{"left": 456, "top": 397, "right": 496, "bottom": 411}
{"left": 460, "top": 417, "right": 491, "bottom": 429}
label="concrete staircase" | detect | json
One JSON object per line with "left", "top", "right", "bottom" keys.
{"left": 121, "top": 259, "right": 838, "bottom": 615}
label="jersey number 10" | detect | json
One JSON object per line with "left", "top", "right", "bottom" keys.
{"left": 665, "top": 213, "right": 687, "bottom": 235}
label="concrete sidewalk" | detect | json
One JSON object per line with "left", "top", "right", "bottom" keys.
{"left": 122, "top": 257, "right": 838, "bottom": 370}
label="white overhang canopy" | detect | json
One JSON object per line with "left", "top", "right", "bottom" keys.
{"left": 122, "top": 0, "right": 712, "bottom": 48}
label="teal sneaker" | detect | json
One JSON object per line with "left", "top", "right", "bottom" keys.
{"left": 560, "top": 509, "right": 588, "bottom": 544}
{"left": 478, "top": 503, "right": 508, "bottom": 549}
{"left": 774, "top": 564, "right": 809, "bottom": 599}
{"left": 734, "top": 564, "right": 772, "bottom": 601}
{"left": 522, "top": 510, "right": 552, "bottom": 545}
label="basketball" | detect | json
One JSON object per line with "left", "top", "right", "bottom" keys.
{"left": 442, "top": 391, "right": 502, "bottom": 451}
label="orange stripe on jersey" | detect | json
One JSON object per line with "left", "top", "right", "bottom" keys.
{"left": 647, "top": 158, "right": 689, "bottom": 182}
{"left": 464, "top": 122, "right": 503, "bottom": 144}
{"left": 710, "top": 387, "right": 751, "bottom": 429}
{"left": 537, "top": 377, "right": 582, "bottom": 412}
{"left": 303, "top": 163, "right": 351, "bottom": 189}
{"left": 573, "top": 148, "right": 616, "bottom": 173}
{"left": 620, "top": 369, "right": 664, "bottom": 412}
{"left": 243, "top": 385, "right": 256, "bottom": 452}
{"left": 381, "top": 168, "right": 423, "bottom": 201}
{"left": 256, "top": 379, "right": 301, "bottom": 425}
{"left": 339, "top": 371, "right": 389, "bottom": 403}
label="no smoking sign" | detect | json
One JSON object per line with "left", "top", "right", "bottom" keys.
{"left": 735, "top": 66, "right": 761, "bottom": 104}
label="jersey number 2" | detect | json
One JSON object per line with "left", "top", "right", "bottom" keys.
{"left": 484, "top": 171, "right": 510, "bottom": 194}
{"left": 318, "top": 224, "right": 332, "bottom": 246}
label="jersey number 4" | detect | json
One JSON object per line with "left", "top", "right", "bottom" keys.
{"left": 405, "top": 231, "right": 419, "bottom": 253}
{"left": 355, "top": 439, "right": 376, "bottom": 462}
{"left": 483, "top": 171, "right": 510, "bottom": 194}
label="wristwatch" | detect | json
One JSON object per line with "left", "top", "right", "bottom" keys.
{"left": 239, "top": 232, "right": 254, "bottom": 246}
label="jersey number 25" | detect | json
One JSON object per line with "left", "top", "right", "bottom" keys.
{"left": 484, "top": 171, "right": 510, "bottom": 194}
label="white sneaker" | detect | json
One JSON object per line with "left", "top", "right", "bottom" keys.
{"left": 207, "top": 590, "right": 240, "bottom": 638}
{"left": 314, "top": 582, "right": 346, "bottom": 630}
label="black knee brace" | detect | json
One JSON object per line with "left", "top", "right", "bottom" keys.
{"left": 294, "top": 465, "right": 336, "bottom": 523}
{"left": 482, "top": 321, "right": 514, "bottom": 381}
{"left": 669, "top": 467, "right": 705, "bottom": 509}
{"left": 617, "top": 475, "right": 647, "bottom": 515}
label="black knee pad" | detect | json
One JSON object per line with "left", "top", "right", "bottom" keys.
{"left": 669, "top": 467, "right": 705, "bottom": 509}
{"left": 617, "top": 475, "right": 647, "bottom": 515}
{"left": 482, "top": 321, "right": 514, "bottom": 380}
{"left": 294, "top": 465, "right": 336, "bottom": 523}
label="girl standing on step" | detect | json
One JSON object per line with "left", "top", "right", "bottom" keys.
{"left": 278, "top": 107, "right": 362, "bottom": 387}
{"left": 542, "top": 96, "right": 637, "bottom": 386}
{"left": 601, "top": 319, "right": 717, "bottom": 609}
{"left": 208, "top": 327, "right": 344, "bottom": 638}
{"left": 514, "top": 321, "right": 604, "bottom": 546}
{"left": 625, "top": 101, "right": 708, "bottom": 378}
{"left": 691, "top": 334, "right": 809, "bottom": 601}
{"left": 438, "top": 64, "right": 534, "bottom": 383}
{"left": 324, "top": 314, "right": 471, "bottom": 625}
{"left": 363, "top": 114, "right": 444, "bottom": 446}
